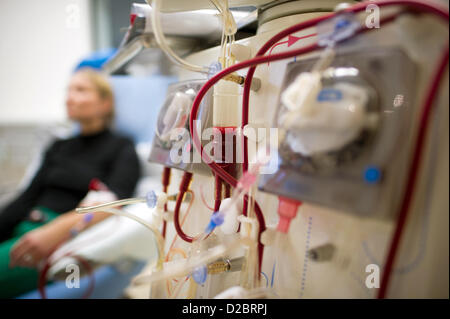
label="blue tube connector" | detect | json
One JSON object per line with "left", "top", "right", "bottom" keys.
{"left": 364, "top": 166, "right": 382, "bottom": 184}
{"left": 146, "top": 190, "right": 157, "bottom": 208}
{"left": 317, "top": 12, "right": 359, "bottom": 46}
{"left": 207, "top": 61, "right": 222, "bottom": 79}
{"left": 192, "top": 265, "right": 208, "bottom": 285}
{"left": 205, "top": 211, "right": 225, "bottom": 234}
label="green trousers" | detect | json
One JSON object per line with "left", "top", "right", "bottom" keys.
{"left": 0, "top": 207, "right": 59, "bottom": 299}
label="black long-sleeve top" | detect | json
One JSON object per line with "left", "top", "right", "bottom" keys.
{"left": 0, "top": 129, "right": 141, "bottom": 239}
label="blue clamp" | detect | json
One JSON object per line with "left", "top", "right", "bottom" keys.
{"left": 192, "top": 265, "right": 208, "bottom": 285}
{"left": 205, "top": 211, "right": 225, "bottom": 233}
{"left": 317, "top": 13, "right": 360, "bottom": 47}
{"left": 207, "top": 61, "right": 222, "bottom": 79}
{"left": 364, "top": 166, "right": 382, "bottom": 184}
{"left": 146, "top": 190, "right": 157, "bottom": 208}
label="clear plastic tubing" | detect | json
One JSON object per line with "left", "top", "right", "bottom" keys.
{"left": 150, "top": 0, "right": 210, "bottom": 74}
{"left": 76, "top": 191, "right": 165, "bottom": 269}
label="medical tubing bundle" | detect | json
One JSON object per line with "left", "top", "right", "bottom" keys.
{"left": 173, "top": 167, "right": 263, "bottom": 244}
{"left": 188, "top": 0, "right": 448, "bottom": 297}
{"left": 166, "top": 190, "right": 194, "bottom": 298}
{"left": 173, "top": 172, "right": 196, "bottom": 243}
{"left": 76, "top": 195, "right": 166, "bottom": 270}
{"left": 38, "top": 251, "right": 95, "bottom": 299}
{"left": 150, "top": 0, "right": 210, "bottom": 74}
{"left": 212, "top": 127, "right": 240, "bottom": 212}
{"left": 133, "top": 235, "right": 255, "bottom": 286}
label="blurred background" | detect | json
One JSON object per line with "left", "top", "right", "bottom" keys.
{"left": 0, "top": 0, "right": 165, "bottom": 198}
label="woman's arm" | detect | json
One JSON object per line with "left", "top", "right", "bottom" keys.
{"left": 0, "top": 143, "right": 57, "bottom": 241}
{"left": 10, "top": 137, "right": 141, "bottom": 268}
{"left": 9, "top": 210, "right": 111, "bottom": 268}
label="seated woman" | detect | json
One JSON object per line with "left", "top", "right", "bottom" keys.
{"left": 0, "top": 68, "right": 141, "bottom": 298}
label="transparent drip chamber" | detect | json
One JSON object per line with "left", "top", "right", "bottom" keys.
{"left": 149, "top": 79, "right": 213, "bottom": 174}
{"left": 278, "top": 66, "right": 379, "bottom": 170}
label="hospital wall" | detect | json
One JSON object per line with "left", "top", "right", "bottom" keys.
{"left": 0, "top": 0, "right": 93, "bottom": 125}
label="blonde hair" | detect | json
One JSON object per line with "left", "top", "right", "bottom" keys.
{"left": 75, "top": 68, "right": 115, "bottom": 126}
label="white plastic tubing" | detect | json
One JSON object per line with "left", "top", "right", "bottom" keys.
{"left": 150, "top": 0, "right": 210, "bottom": 74}
{"left": 76, "top": 203, "right": 165, "bottom": 270}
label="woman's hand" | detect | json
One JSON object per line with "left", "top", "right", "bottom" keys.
{"left": 9, "top": 223, "right": 68, "bottom": 268}
{"left": 9, "top": 208, "right": 111, "bottom": 268}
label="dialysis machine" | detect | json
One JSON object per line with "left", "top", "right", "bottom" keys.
{"left": 91, "top": 0, "right": 449, "bottom": 298}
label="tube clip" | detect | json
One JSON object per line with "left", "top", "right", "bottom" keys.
{"left": 316, "top": 12, "right": 360, "bottom": 47}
